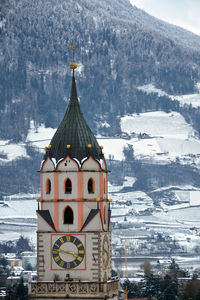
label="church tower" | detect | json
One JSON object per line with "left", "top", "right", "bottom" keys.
{"left": 29, "top": 58, "right": 119, "bottom": 299}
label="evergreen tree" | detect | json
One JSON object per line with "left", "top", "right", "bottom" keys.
{"left": 122, "top": 279, "right": 142, "bottom": 298}
{"left": 6, "top": 277, "right": 28, "bottom": 300}
{"left": 160, "top": 274, "right": 179, "bottom": 300}
{"left": 16, "top": 236, "right": 33, "bottom": 255}
{"left": 182, "top": 279, "right": 200, "bottom": 300}
{"left": 143, "top": 274, "right": 161, "bottom": 299}
{"left": 15, "top": 277, "right": 28, "bottom": 300}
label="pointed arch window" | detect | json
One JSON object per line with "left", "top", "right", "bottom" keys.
{"left": 46, "top": 179, "right": 51, "bottom": 194}
{"left": 88, "top": 178, "right": 94, "bottom": 194}
{"left": 104, "top": 178, "right": 106, "bottom": 194}
{"left": 65, "top": 178, "right": 72, "bottom": 194}
{"left": 63, "top": 206, "right": 73, "bottom": 224}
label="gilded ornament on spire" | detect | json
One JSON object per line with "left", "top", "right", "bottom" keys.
{"left": 70, "top": 44, "right": 78, "bottom": 69}
{"left": 71, "top": 44, "right": 76, "bottom": 50}
{"left": 70, "top": 62, "right": 78, "bottom": 69}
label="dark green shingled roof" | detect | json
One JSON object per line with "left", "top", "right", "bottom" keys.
{"left": 49, "top": 72, "right": 102, "bottom": 162}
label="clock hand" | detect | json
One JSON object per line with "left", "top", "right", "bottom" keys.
{"left": 104, "top": 248, "right": 109, "bottom": 255}
{"left": 54, "top": 249, "right": 78, "bottom": 257}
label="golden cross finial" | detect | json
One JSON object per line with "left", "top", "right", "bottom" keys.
{"left": 71, "top": 44, "right": 76, "bottom": 60}
{"left": 70, "top": 44, "right": 78, "bottom": 70}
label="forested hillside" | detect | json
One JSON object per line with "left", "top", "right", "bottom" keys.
{"left": 1, "top": 0, "right": 200, "bottom": 196}
{"left": 1, "top": 0, "right": 200, "bottom": 141}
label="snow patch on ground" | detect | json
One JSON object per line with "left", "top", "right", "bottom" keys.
{"left": 97, "top": 138, "right": 127, "bottom": 160}
{"left": 189, "top": 191, "right": 200, "bottom": 206}
{"left": 121, "top": 111, "right": 194, "bottom": 139}
{"left": 152, "top": 185, "right": 198, "bottom": 193}
{"left": 120, "top": 111, "right": 200, "bottom": 165}
{"left": 0, "top": 140, "right": 29, "bottom": 164}
{"left": 111, "top": 190, "right": 154, "bottom": 216}
{"left": 26, "top": 121, "right": 56, "bottom": 152}
{"left": 97, "top": 121, "right": 110, "bottom": 128}
{"left": 108, "top": 176, "right": 137, "bottom": 193}
{"left": 123, "top": 176, "right": 137, "bottom": 187}
{"left": 0, "top": 121, "right": 56, "bottom": 164}
{"left": 137, "top": 83, "right": 200, "bottom": 108}
{"left": 0, "top": 198, "right": 37, "bottom": 219}
{"left": 138, "top": 83, "right": 168, "bottom": 97}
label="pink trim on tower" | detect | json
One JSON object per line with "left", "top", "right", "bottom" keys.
{"left": 40, "top": 174, "right": 43, "bottom": 210}
{"left": 54, "top": 173, "right": 59, "bottom": 230}
{"left": 100, "top": 172, "right": 104, "bottom": 230}
{"left": 106, "top": 173, "right": 108, "bottom": 199}
{"left": 100, "top": 173, "right": 103, "bottom": 200}
{"left": 78, "top": 172, "right": 83, "bottom": 230}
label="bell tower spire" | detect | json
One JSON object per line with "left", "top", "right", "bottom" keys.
{"left": 49, "top": 45, "right": 102, "bottom": 163}
{"left": 69, "top": 51, "right": 78, "bottom": 101}
{"left": 70, "top": 71, "right": 78, "bottom": 100}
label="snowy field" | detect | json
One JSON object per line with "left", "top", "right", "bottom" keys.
{"left": 99, "top": 111, "right": 200, "bottom": 165}
{"left": 120, "top": 111, "right": 200, "bottom": 164}
{"left": 0, "top": 197, "right": 37, "bottom": 243}
{"left": 26, "top": 120, "right": 56, "bottom": 151}
{"left": 0, "top": 140, "right": 30, "bottom": 164}
{"left": 137, "top": 82, "right": 200, "bottom": 108}
{"left": 97, "top": 138, "right": 127, "bottom": 161}
{"left": 1, "top": 110, "right": 200, "bottom": 167}
{"left": 99, "top": 111, "right": 200, "bottom": 164}
{"left": 0, "top": 198, "right": 37, "bottom": 219}
{"left": 121, "top": 111, "right": 193, "bottom": 139}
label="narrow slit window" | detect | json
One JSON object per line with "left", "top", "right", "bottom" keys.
{"left": 64, "top": 206, "right": 73, "bottom": 224}
{"left": 104, "top": 206, "right": 107, "bottom": 224}
{"left": 46, "top": 179, "right": 51, "bottom": 194}
{"left": 88, "top": 178, "right": 94, "bottom": 193}
{"left": 65, "top": 178, "right": 72, "bottom": 194}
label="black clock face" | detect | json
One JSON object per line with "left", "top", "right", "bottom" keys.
{"left": 102, "top": 235, "right": 109, "bottom": 267}
{"left": 52, "top": 235, "right": 85, "bottom": 269}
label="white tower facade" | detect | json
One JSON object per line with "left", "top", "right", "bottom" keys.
{"left": 29, "top": 65, "right": 119, "bottom": 299}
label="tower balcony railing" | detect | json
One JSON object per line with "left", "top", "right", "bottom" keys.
{"left": 29, "top": 278, "right": 119, "bottom": 298}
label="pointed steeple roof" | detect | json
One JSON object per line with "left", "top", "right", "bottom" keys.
{"left": 49, "top": 70, "right": 102, "bottom": 163}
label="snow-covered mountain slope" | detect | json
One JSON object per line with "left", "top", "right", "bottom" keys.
{"left": 128, "top": 3, "right": 200, "bottom": 52}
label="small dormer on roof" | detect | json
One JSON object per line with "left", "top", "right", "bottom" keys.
{"left": 48, "top": 61, "right": 103, "bottom": 163}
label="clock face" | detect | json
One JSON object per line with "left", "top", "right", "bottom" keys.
{"left": 102, "top": 235, "right": 109, "bottom": 267}
{"left": 52, "top": 235, "right": 85, "bottom": 269}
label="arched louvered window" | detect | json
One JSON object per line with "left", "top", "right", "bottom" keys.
{"left": 46, "top": 179, "right": 51, "bottom": 194}
{"left": 65, "top": 178, "right": 72, "bottom": 194}
{"left": 63, "top": 206, "right": 73, "bottom": 224}
{"left": 88, "top": 178, "right": 94, "bottom": 193}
